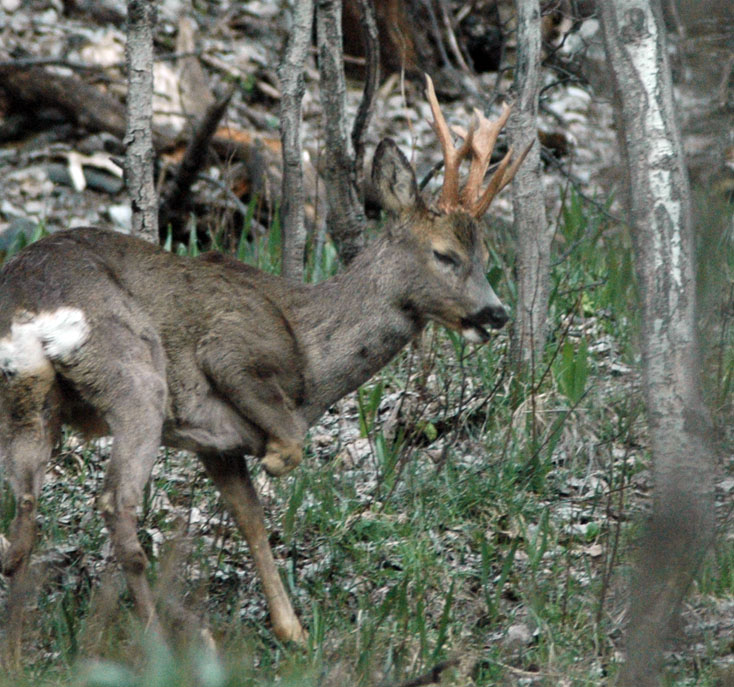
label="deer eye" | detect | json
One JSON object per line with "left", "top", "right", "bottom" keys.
{"left": 433, "top": 250, "right": 461, "bottom": 269}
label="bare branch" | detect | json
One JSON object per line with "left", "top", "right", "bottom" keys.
{"left": 436, "top": 0, "right": 471, "bottom": 71}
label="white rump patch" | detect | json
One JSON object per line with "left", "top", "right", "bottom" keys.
{"left": 0, "top": 307, "right": 89, "bottom": 376}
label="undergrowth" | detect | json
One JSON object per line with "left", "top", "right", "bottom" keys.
{"left": 1, "top": 188, "right": 733, "bottom": 686}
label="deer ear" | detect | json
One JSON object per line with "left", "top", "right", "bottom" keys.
{"left": 372, "top": 139, "right": 425, "bottom": 216}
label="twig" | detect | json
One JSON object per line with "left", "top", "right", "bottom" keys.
{"left": 436, "top": 0, "right": 470, "bottom": 72}
{"left": 386, "top": 658, "right": 460, "bottom": 687}
{"left": 482, "top": 658, "right": 550, "bottom": 679}
{"left": 530, "top": 297, "right": 580, "bottom": 397}
{"left": 0, "top": 50, "right": 205, "bottom": 71}
{"left": 198, "top": 174, "right": 253, "bottom": 219}
{"left": 538, "top": 74, "right": 587, "bottom": 99}
{"left": 425, "top": 0, "right": 451, "bottom": 68}
{"left": 0, "top": 57, "right": 107, "bottom": 70}
{"left": 541, "top": 150, "right": 623, "bottom": 226}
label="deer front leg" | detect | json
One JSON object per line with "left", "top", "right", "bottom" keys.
{"left": 198, "top": 338, "right": 307, "bottom": 477}
{"left": 200, "top": 453, "right": 307, "bottom": 643}
{"left": 262, "top": 437, "right": 303, "bottom": 477}
{"left": 223, "top": 376, "right": 306, "bottom": 477}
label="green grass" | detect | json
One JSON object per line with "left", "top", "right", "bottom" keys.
{"left": 2, "top": 192, "right": 734, "bottom": 686}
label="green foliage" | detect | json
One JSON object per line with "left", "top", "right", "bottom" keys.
{"left": 0, "top": 481, "right": 16, "bottom": 531}
{"left": 553, "top": 337, "right": 590, "bottom": 405}
{"left": 0, "top": 221, "right": 47, "bottom": 265}
{"left": 548, "top": 188, "right": 636, "bottom": 349}
{"left": 305, "top": 233, "right": 340, "bottom": 283}
{"left": 235, "top": 200, "right": 282, "bottom": 273}
{"left": 357, "top": 381, "right": 384, "bottom": 438}
{"left": 695, "top": 189, "right": 734, "bottom": 414}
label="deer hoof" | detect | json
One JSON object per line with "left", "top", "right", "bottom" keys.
{"left": 272, "top": 617, "right": 308, "bottom": 645}
{"left": 262, "top": 438, "right": 303, "bottom": 477}
{"left": 200, "top": 627, "right": 218, "bottom": 655}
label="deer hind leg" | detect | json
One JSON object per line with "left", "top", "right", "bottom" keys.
{"left": 0, "top": 401, "right": 58, "bottom": 668}
{"left": 199, "top": 453, "right": 307, "bottom": 644}
{"left": 65, "top": 314, "right": 171, "bottom": 638}
{"left": 96, "top": 361, "right": 167, "bottom": 637}
{"left": 94, "top": 371, "right": 214, "bottom": 651}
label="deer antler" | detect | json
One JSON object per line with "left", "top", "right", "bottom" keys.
{"left": 425, "top": 74, "right": 534, "bottom": 218}
{"left": 459, "top": 105, "right": 511, "bottom": 210}
{"left": 425, "top": 74, "right": 474, "bottom": 213}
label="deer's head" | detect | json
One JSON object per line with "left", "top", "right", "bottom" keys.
{"left": 371, "top": 75, "right": 531, "bottom": 343}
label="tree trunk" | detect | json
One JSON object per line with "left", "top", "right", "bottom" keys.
{"left": 666, "top": 0, "right": 733, "bottom": 361}
{"left": 316, "top": 0, "right": 366, "bottom": 265}
{"left": 349, "top": 0, "right": 380, "bottom": 190}
{"left": 664, "top": 0, "right": 733, "bottom": 189}
{"left": 278, "top": 0, "right": 314, "bottom": 281}
{"left": 599, "top": 2, "right": 716, "bottom": 685}
{"left": 508, "top": 0, "right": 549, "bottom": 371}
{"left": 124, "top": 0, "right": 158, "bottom": 243}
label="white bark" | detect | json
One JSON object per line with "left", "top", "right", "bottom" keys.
{"left": 599, "top": 2, "right": 716, "bottom": 685}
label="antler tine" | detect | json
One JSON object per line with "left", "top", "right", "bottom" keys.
{"left": 461, "top": 104, "right": 512, "bottom": 210}
{"left": 471, "top": 139, "right": 535, "bottom": 218}
{"left": 425, "top": 74, "right": 473, "bottom": 213}
{"left": 497, "top": 139, "right": 535, "bottom": 195}
{"left": 470, "top": 148, "right": 514, "bottom": 218}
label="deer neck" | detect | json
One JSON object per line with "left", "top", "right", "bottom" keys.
{"left": 293, "top": 237, "right": 424, "bottom": 423}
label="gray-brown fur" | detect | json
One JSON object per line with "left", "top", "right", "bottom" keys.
{"left": 0, "top": 138, "right": 509, "bottom": 657}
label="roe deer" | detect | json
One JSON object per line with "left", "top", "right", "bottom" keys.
{"left": 0, "top": 76, "right": 529, "bottom": 658}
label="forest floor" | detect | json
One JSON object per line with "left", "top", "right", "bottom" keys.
{"left": 1, "top": 2, "right": 734, "bottom": 686}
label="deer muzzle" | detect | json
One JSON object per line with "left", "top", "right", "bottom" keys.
{"left": 461, "top": 304, "right": 509, "bottom": 343}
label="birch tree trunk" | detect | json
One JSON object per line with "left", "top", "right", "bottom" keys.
{"left": 508, "top": 0, "right": 549, "bottom": 371}
{"left": 124, "top": 0, "right": 158, "bottom": 243}
{"left": 599, "top": 2, "right": 716, "bottom": 684}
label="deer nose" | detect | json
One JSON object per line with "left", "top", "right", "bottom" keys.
{"left": 476, "top": 304, "right": 509, "bottom": 329}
